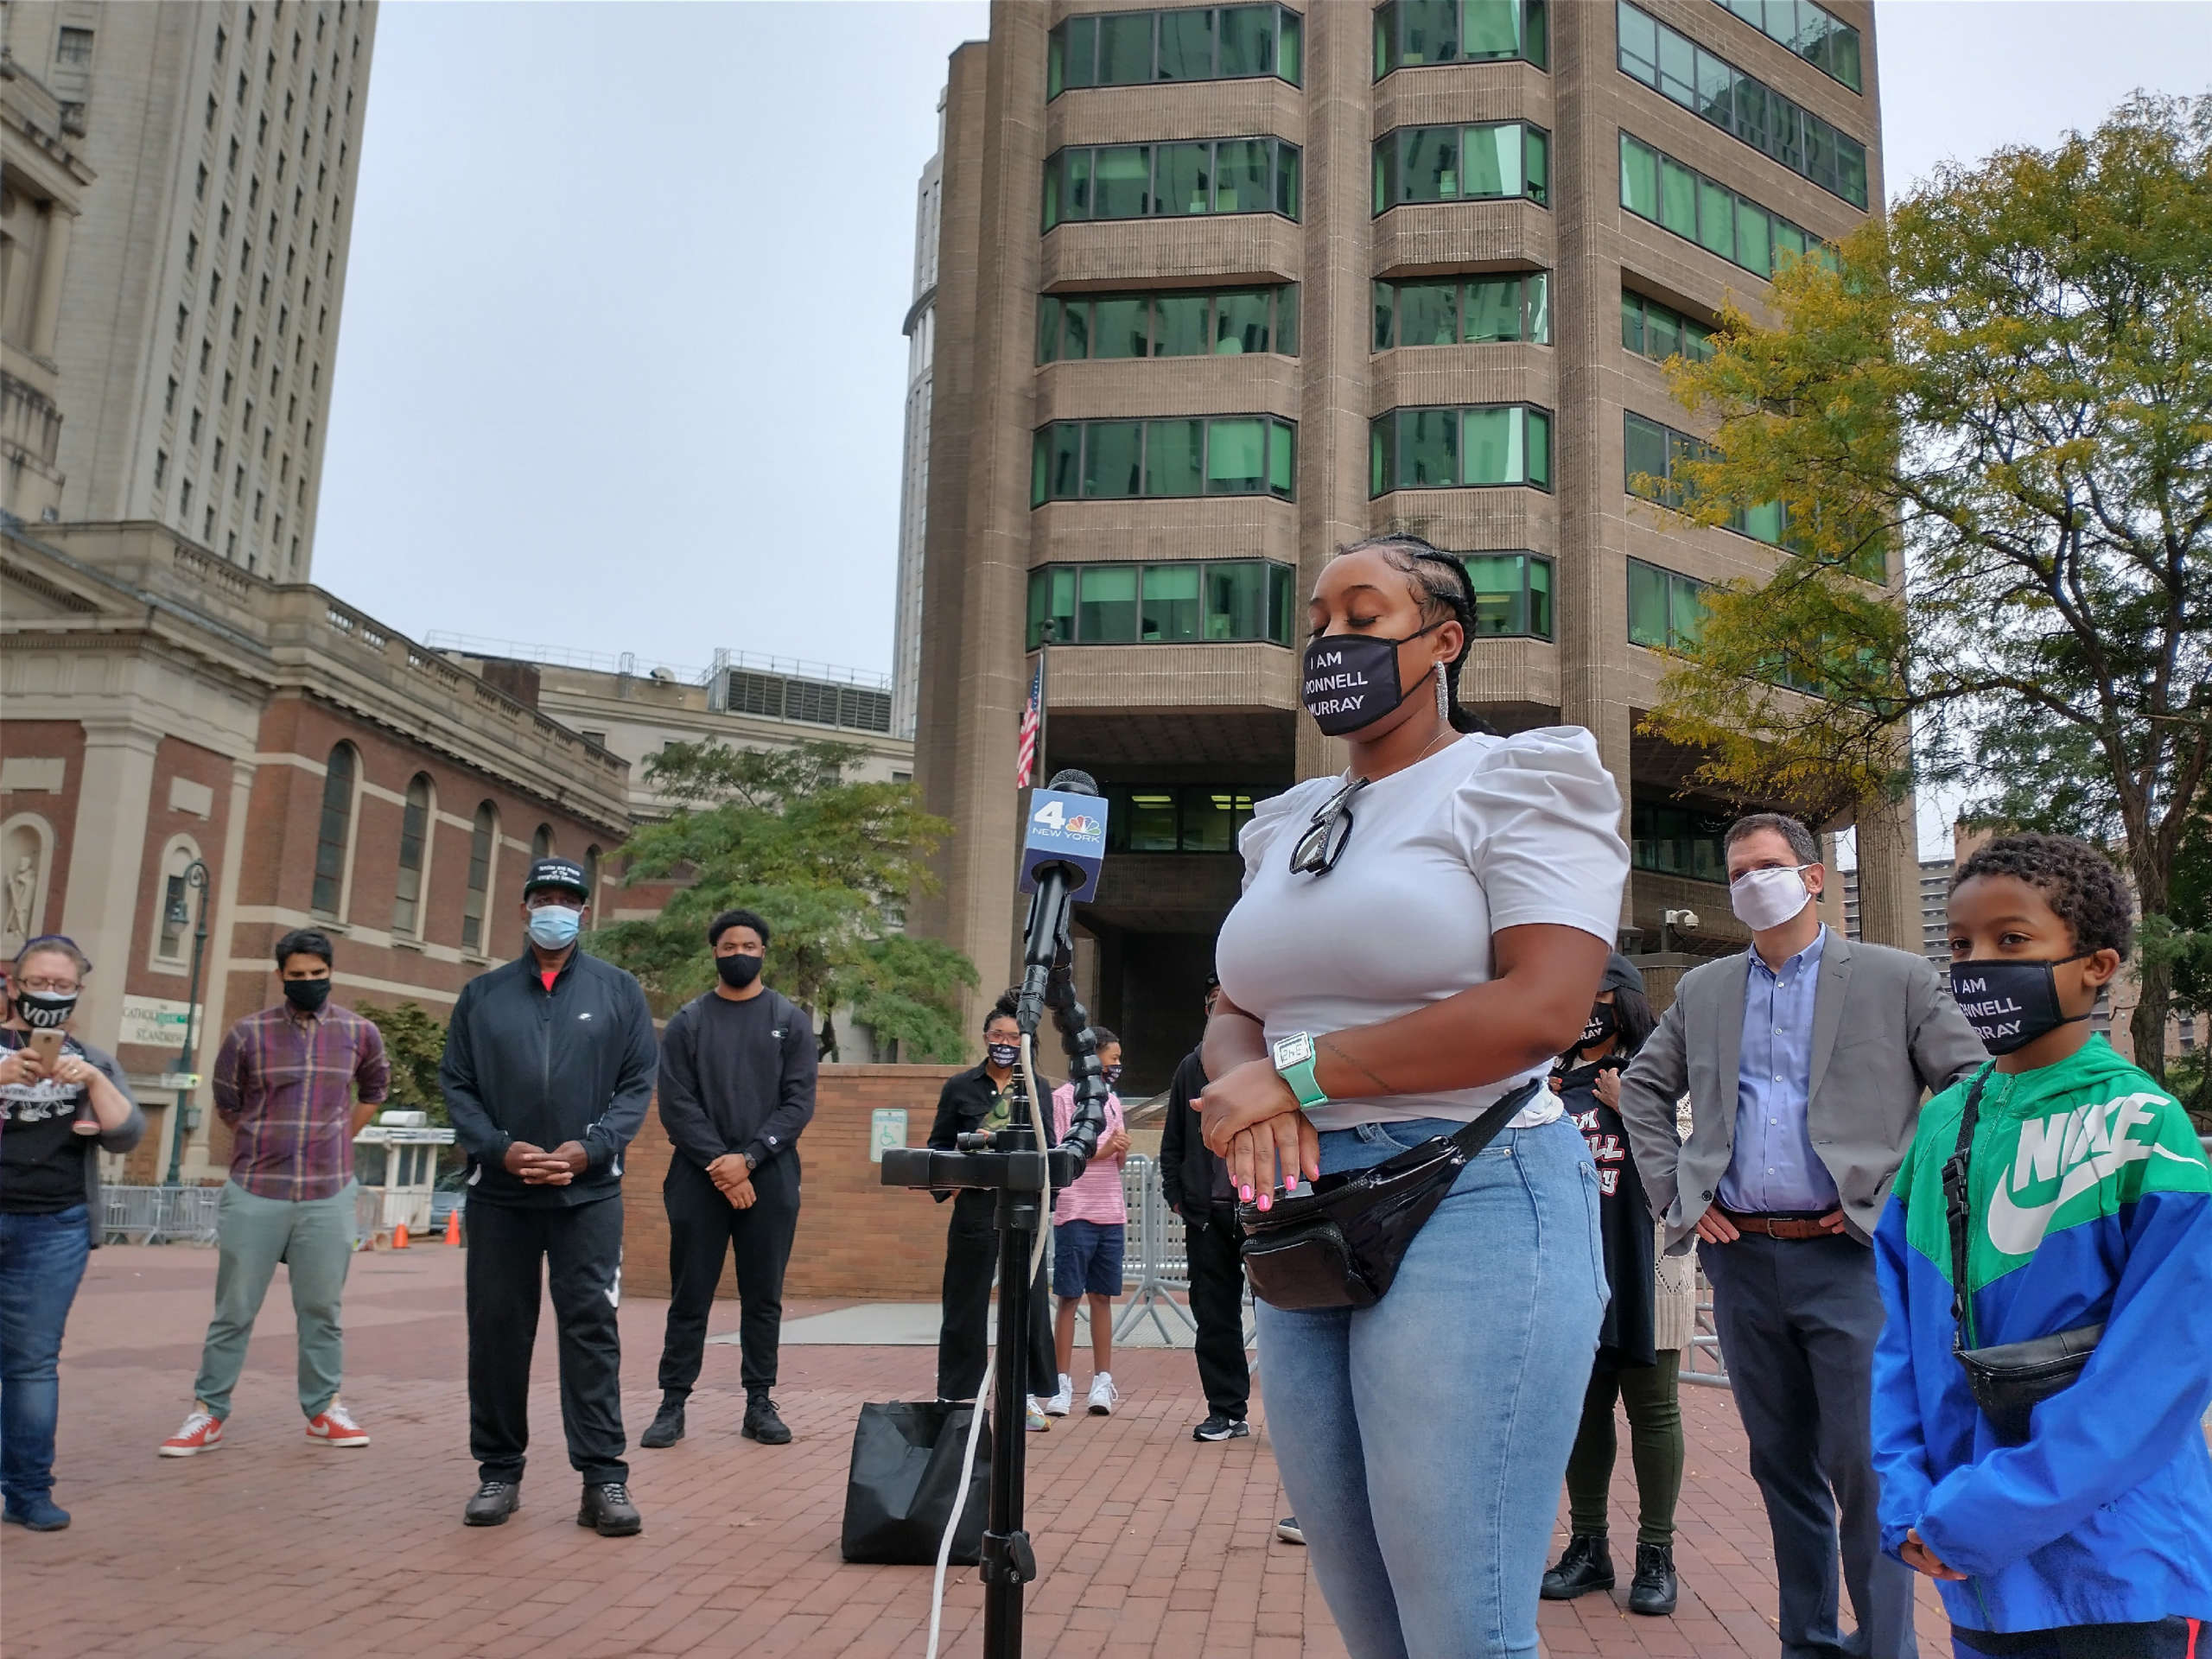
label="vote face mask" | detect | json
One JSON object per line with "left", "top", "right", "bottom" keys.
{"left": 1949, "top": 954, "right": 2094, "bottom": 1055}
{"left": 1730, "top": 865, "right": 1813, "bottom": 932}
{"left": 1103, "top": 1064, "right": 1123, "bottom": 1088}
{"left": 715, "top": 953, "right": 764, "bottom": 990}
{"left": 15, "top": 988, "right": 77, "bottom": 1030}
{"left": 283, "top": 977, "right": 333, "bottom": 1014}
{"left": 527, "top": 906, "right": 582, "bottom": 950}
{"left": 985, "top": 1042, "right": 1020, "bottom": 1069}
{"left": 1301, "top": 624, "right": 1441, "bottom": 737}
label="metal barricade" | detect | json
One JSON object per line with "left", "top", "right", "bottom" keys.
{"left": 1683, "top": 1270, "right": 1730, "bottom": 1389}
{"left": 1112, "top": 1154, "right": 1198, "bottom": 1344}
{"left": 101, "top": 1184, "right": 221, "bottom": 1246}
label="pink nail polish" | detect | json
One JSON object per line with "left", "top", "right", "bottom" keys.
{"left": 1285, "top": 1174, "right": 1298, "bottom": 1192}
{"left": 1257, "top": 1192, "right": 1273, "bottom": 1212}
{"left": 1240, "top": 1185, "right": 1255, "bottom": 1203}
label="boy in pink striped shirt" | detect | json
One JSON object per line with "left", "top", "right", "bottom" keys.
{"left": 1044, "top": 1031, "right": 1130, "bottom": 1418}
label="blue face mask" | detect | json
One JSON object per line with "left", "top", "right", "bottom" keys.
{"left": 527, "top": 905, "right": 582, "bottom": 950}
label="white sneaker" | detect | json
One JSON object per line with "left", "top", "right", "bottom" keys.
{"left": 1087, "top": 1373, "right": 1118, "bottom": 1416}
{"left": 1045, "top": 1375, "right": 1073, "bottom": 1416}
{"left": 1025, "top": 1396, "right": 1051, "bottom": 1433}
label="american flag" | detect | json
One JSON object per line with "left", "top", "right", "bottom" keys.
{"left": 1015, "top": 658, "right": 1044, "bottom": 787}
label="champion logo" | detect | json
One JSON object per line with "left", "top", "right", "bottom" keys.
{"left": 578, "top": 1012, "right": 592, "bottom": 1021}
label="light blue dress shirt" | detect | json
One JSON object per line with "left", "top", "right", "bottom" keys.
{"left": 1716, "top": 925, "right": 1840, "bottom": 1216}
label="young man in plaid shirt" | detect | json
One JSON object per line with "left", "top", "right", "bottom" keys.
{"left": 160, "top": 929, "right": 389, "bottom": 1456}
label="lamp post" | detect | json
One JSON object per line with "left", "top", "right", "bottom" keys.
{"left": 164, "top": 859, "right": 211, "bottom": 1186}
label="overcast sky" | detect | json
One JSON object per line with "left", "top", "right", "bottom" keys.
{"left": 314, "top": 0, "right": 2212, "bottom": 703}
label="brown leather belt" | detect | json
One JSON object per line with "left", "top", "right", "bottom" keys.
{"left": 1723, "top": 1211, "right": 1831, "bottom": 1241}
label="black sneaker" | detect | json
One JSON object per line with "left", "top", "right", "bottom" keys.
{"left": 639, "top": 1395, "right": 685, "bottom": 1449}
{"left": 577, "top": 1481, "right": 642, "bottom": 1536}
{"left": 1275, "top": 1516, "right": 1304, "bottom": 1545}
{"left": 1540, "top": 1534, "right": 1615, "bottom": 1600}
{"left": 1627, "top": 1541, "right": 1678, "bottom": 1616}
{"left": 741, "top": 1396, "right": 792, "bottom": 1446}
{"left": 1193, "top": 1413, "right": 1250, "bottom": 1442}
{"left": 462, "top": 1479, "right": 519, "bottom": 1527}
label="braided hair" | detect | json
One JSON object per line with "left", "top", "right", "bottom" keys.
{"left": 1335, "top": 531, "right": 1493, "bottom": 734}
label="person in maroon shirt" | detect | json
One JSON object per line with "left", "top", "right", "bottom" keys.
{"left": 160, "top": 928, "right": 388, "bottom": 1458}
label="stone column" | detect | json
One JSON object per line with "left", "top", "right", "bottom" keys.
{"left": 30, "top": 206, "right": 74, "bottom": 358}
{"left": 58, "top": 721, "right": 161, "bottom": 1054}
{"left": 1852, "top": 790, "right": 1923, "bottom": 952}
{"left": 180, "top": 756, "right": 257, "bottom": 1180}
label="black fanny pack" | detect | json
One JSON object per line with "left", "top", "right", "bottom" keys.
{"left": 1237, "top": 1081, "right": 1539, "bottom": 1312}
{"left": 1943, "top": 1067, "right": 2104, "bottom": 1444}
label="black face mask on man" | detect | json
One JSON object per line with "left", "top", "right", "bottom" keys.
{"left": 715, "top": 953, "right": 764, "bottom": 990}
{"left": 1948, "top": 954, "right": 2094, "bottom": 1055}
{"left": 283, "top": 977, "right": 333, "bottom": 1014}
{"left": 1301, "top": 624, "right": 1443, "bottom": 737}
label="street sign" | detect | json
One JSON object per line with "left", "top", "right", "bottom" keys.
{"left": 157, "top": 1072, "right": 203, "bottom": 1090}
{"left": 869, "top": 1108, "right": 908, "bottom": 1164}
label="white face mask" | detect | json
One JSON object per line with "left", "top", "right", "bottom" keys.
{"left": 1729, "top": 865, "right": 1813, "bottom": 932}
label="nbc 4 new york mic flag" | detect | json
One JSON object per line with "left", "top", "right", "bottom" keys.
{"left": 1015, "top": 658, "right": 1044, "bottom": 788}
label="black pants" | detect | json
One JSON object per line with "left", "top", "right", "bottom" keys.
{"left": 1184, "top": 1203, "right": 1250, "bottom": 1421}
{"left": 1701, "top": 1232, "right": 1916, "bottom": 1659}
{"left": 937, "top": 1192, "right": 1054, "bottom": 1402}
{"left": 657, "top": 1152, "right": 800, "bottom": 1400}
{"left": 465, "top": 1194, "right": 626, "bottom": 1487}
{"left": 1954, "top": 1619, "right": 2202, "bottom": 1659}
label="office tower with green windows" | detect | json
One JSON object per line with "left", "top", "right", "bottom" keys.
{"left": 909, "top": 0, "right": 1919, "bottom": 1089}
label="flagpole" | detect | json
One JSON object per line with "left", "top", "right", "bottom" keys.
{"left": 1036, "top": 623, "right": 1052, "bottom": 785}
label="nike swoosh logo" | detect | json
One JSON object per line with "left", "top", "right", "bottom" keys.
{"left": 1986, "top": 1109, "right": 2158, "bottom": 1256}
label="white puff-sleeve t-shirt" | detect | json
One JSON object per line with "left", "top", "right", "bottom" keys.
{"left": 1213, "top": 728, "right": 1630, "bottom": 1133}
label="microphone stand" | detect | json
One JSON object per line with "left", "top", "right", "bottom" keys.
{"left": 881, "top": 868, "right": 1112, "bottom": 1659}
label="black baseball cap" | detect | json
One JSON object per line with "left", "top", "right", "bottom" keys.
{"left": 1600, "top": 952, "right": 1645, "bottom": 995}
{"left": 522, "top": 856, "right": 589, "bottom": 900}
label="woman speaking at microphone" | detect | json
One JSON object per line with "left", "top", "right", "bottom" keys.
{"left": 1204, "top": 533, "right": 1629, "bottom": 1659}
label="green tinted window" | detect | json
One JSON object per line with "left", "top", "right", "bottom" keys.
{"left": 1527, "top": 409, "right": 1551, "bottom": 488}
{"left": 1155, "top": 294, "right": 1209, "bottom": 356}
{"left": 1624, "top": 411, "right": 1668, "bottom": 495}
{"left": 1205, "top": 562, "right": 1266, "bottom": 639}
{"left": 1627, "top": 559, "right": 1671, "bottom": 647}
{"left": 1463, "top": 124, "right": 1519, "bottom": 199}
{"left": 1154, "top": 142, "right": 1208, "bottom": 214}
{"left": 1463, "top": 552, "right": 1554, "bottom": 639}
{"left": 1128, "top": 789, "right": 1179, "bottom": 850}
{"left": 1046, "top": 137, "right": 1300, "bottom": 227}
{"left": 1620, "top": 133, "right": 1659, "bottom": 218}
{"left": 1395, "top": 282, "right": 1458, "bottom": 346}
{"left": 1376, "top": 0, "right": 1547, "bottom": 75}
{"left": 1276, "top": 285, "right": 1298, "bottom": 353}
{"left": 1269, "top": 419, "right": 1295, "bottom": 498}
{"left": 1623, "top": 129, "right": 1827, "bottom": 281}
{"left": 1661, "top": 156, "right": 1698, "bottom": 238}
{"left": 1142, "top": 563, "right": 1203, "bottom": 641}
{"left": 1529, "top": 552, "right": 1552, "bottom": 638}
{"left": 1371, "top": 406, "right": 1551, "bottom": 493}
{"left": 1146, "top": 419, "right": 1205, "bottom": 496}
{"left": 1213, "top": 139, "right": 1271, "bottom": 214}
{"left": 1084, "top": 422, "right": 1144, "bottom": 498}
{"left": 1465, "top": 276, "right": 1521, "bottom": 342}
{"left": 1698, "top": 180, "right": 1736, "bottom": 258}
{"left": 1027, "top": 566, "right": 1079, "bottom": 647}
{"left": 1268, "top": 563, "right": 1294, "bottom": 642}
{"left": 1095, "top": 147, "right": 1151, "bottom": 218}
{"left": 1375, "top": 124, "right": 1549, "bottom": 213}
{"left": 1218, "top": 4, "right": 1272, "bottom": 74}
{"left": 1099, "top": 12, "right": 1154, "bottom": 83}
{"left": 1277, "top": 9, "right": 1302, "bottom": 79}
{"left": 1713, "top": 0, "right": 1859, "bottom": 92}
{"left": 1735, "top": 200, "right": 1771, "bottom": 276}
{"left": 1047, "top": 5, "right": 1304, "bottom": 95}
{"left": 1094, "top": 297, "right": 1149, "bottom": 358}
{"left": 1156, "top": 10, "right": 1211, "bottom": 79}
{"left": 1624, "top": 411, "right": 1789, "bottom": 546}
{"left": 1208, "top": 417, "right": 1268, "bottom": 495}
{"left": 1078, "top": 565, "right": 1140, "bottom": 642}
{"left": 1403, "top": 408, "right": 1459, "bottom": 487}
{"left": 1620, "top": 292, "right": 1645, "bottom": 353}
{"left": 1215, "top": 289, "right": 1272, "bottom": 354}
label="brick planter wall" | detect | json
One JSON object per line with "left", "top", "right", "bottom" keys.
{"left": 620, "top": 1064, "right": 963, "bottom": 1302}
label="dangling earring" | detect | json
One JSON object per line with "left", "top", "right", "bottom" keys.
{"left": 1434, "top": 662, "right": 1451, "bottom": 722}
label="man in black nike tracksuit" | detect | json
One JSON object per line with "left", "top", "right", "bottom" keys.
{"left": 439, "top": 857, "right": 656, "bottom": 1535}
{"left": 639, "top": 907, "right": 817, "bottom": 1452}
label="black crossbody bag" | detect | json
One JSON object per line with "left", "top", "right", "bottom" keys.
{"left": 1237, "top": 1080, "right": 1541, "bottom": 1312}
{"left": 1942, "top": 1067, "right": 2104, "bottom": 1445}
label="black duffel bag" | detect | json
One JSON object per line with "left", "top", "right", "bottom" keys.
{"left": 841, "top": 1400, "right": 991, "bottom": 1565}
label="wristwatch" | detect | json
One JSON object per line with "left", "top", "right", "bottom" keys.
{"left": 742, "top": 1151, "right": 760, "bottom": 1173}
{"left": 1270, "top": 1032, "right": 1328, "bottom": 1109}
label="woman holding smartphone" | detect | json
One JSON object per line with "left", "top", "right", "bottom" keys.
{"left": 0, "top": 937, "right": 144, "bottom": 1530}
{"left": 1203, "top": 534, "right": 1628, "bottom": 1659}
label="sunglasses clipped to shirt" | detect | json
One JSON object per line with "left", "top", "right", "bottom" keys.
{"left": 1289, "top": 778, "right": 1370, "bottom": 877}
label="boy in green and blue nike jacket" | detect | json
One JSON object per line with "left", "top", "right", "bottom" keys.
{"left": 1873, "top": 833, "right": 2212, "bottom": 1659}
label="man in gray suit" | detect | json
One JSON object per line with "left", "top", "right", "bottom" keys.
{"left": 1618, "top": 813, "right": 1985, "bottom": 1659}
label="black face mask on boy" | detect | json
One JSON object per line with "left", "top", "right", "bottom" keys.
{"left": 1948, "top": 954, "right": 2094, "bottom": 1055}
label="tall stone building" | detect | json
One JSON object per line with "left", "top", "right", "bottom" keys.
{"left": 910, "top": 0, "right": 1920, "bottom": 1087}
{"left": 10, "top": 0, "right": 372, "bottom": 578}
{"left": 892, "top": 96, "right": 948, "bottom": 743}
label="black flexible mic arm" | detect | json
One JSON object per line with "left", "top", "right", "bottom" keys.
{"left": 1013, "top": 769, "right": 1111, "bottom": 1179}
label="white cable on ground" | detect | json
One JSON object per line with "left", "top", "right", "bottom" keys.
{"left": 924, "top": 1031, "right": 1054, "bottom": 1659}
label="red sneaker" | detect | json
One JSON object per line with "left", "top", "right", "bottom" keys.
{"left": 158, "top": 1410, "right": 225, "bottom": 1457}
{"left": 305, "top": 1402, "right": 370, "bottom": 1447}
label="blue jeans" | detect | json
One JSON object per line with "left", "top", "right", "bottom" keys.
{"left": 1256, "top": 1116, "right": 1607, "bottom": 1659}
{"left": 0, "top": 1207, "right": 92, "bottom": 1510}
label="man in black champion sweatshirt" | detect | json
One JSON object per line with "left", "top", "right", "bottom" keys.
{"left": 639, "top": 908, "right": 818, "bottom": 1450}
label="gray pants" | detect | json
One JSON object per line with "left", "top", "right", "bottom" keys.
{"left": 193, "top": 1180, "right": 355, "bottom": 1420}
{"left": 1699, "top": 1233, "right": 1917, "bottom": 1659}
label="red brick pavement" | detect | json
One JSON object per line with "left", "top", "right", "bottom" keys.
{"left": 4, "top": 1245, "right": 1954, "bottom": 1657}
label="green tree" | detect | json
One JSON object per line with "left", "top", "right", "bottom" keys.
{"left": 357, "top": 1000, "right": 449, "bottom": 1125}
{"left": 589, "top": 740, "right": 979, "bottom": 1061}
{"left": 1640, "top": 94, "right": 2212, "bottom": 1076}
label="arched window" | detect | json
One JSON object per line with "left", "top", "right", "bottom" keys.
{"left": 531, "top": 823, "right": 553, "bottom": 859}
{"left": 392, "top": 773, "right": 431, "bottom": 937}
{"left": 583, "top": 844, "right": 601, "bottom": 900}
{"left": 461, "top": 802, "right": 498, "bottom": 951}
{"left": 310, "top": 743, "right": 356, "bottom": 917}
{"left": 153, "top": 837, "right": 204, "bottom": 964}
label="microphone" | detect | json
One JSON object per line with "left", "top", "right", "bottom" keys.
{"left": 1014, "top": 769, "right": 1112, "bottom": 1168}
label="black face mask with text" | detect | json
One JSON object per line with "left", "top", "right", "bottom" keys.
{"left": 1301, "top": 624, "right": 1442, "bottom": 737}
{"left": 1948, "top": 954, "right": 2094, "bottom": 1055}
{"left": 15, "top": 988, "right": 78, "bottom": 1030}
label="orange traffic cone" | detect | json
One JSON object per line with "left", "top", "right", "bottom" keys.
{"left": 392, "top": 1222, "right": 410, "bottom": 1249}
{"left": 444, "top": 1208, "right": 461, "bottom": 1248}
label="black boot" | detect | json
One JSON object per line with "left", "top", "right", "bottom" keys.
{"left": 1627, "top": 1541, "right": 1677, "bottom": 1616}
{"left": 1540, "top": 1534, "right": 1615, "bottom": 1600}
{"left": 639, "top": 1394, "right": 685, "bottom": 1449}
{"left": 577, "top": 1481, "right": 642, "bottom": 1536}
{"left": 462, "top": 1478, "right": 519, "bottom": 1527}
{"left": 742, "top": 1395, "right": 792, "bottom": 1445}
